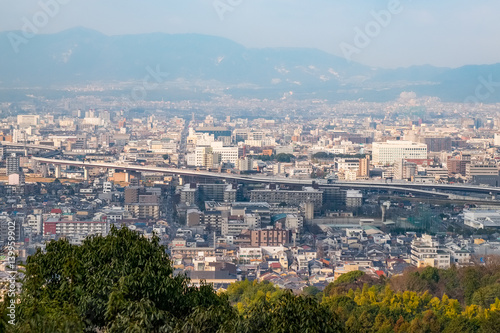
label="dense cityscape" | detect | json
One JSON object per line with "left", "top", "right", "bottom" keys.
{"left": 2, "top": 1, "right": 500, "bottom": 331}
{"left": 1, "top": 94, "right": 500, "bottom": 288}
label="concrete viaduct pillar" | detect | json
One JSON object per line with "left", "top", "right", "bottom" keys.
{"left": 55, "top": 164, "right": 61, "bottom": 178}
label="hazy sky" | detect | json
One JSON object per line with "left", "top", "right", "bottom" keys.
{"left": 1, "top": 0, "right": 499, "bottom": 68}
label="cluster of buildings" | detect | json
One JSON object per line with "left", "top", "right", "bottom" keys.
{"left": 2, "top": 95, "right": 500, "bottom": 292}
{"left": 170, "top": 218, "right": 480, "bottom": 289}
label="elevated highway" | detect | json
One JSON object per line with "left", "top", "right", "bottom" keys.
{"left": 32, "top": 157, "right": 479, "bottom": 200}
{"left": 1, "top": 142, "right": 59, "bottom": 151}
{"left": 339, "top": 181, "right": 500, "bottom": 196}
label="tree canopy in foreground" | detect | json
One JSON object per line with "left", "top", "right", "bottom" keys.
{"left": 0, "top": 227, "right": 340, "bottom": 333}
{"left": 3, "top": 227, "right": 500, "bottom": 332}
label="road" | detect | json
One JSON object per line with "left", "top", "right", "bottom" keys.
{"left": 32, "top": 157, "right": 481, "bottom": 200}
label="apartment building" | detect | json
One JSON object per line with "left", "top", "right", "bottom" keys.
{"left": 43, "top": 219, "right": 109, "bottom": 239}
{"left": 410, "top": 234, "right": 450, "bottom": 269}
{"left": 250, "top": 227, "right": 291, "bottom": 247}
{"left": 250, "top": 186, "right": 323, "bottom": 212}
{"left": 372, "top": 141, "right": 427, "bottom": 165}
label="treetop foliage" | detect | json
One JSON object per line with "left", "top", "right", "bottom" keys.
{"left": 312, "top": 152, "right": 367, "bottom": 160}
{"left": 247, "top": 153, "right": 295, "bottom": 163}
{"left": 3, "top": 228, "right": 500, "bottom": 332}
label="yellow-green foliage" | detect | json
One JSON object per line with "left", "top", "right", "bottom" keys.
{"left": 225, "top": 279, "right": 285, "bottom": 313}
{"left": 321, "top": 281, "right": 500, "bottom": 332}
{"left": 5, "top": 227, "right": 500, "bottom": 333}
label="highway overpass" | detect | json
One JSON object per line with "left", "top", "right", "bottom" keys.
{"left": 1, "top": 142, "right": 59, "bottom": 151}
{"left": 33, "top": 157, "right": 467, "bottom": 199}
{"left": 339, "top": 181, "right": 500, "bottom": 196}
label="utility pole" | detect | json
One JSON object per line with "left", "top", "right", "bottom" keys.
{"left": 213, "top": 231, "right": 216, "bottom": 251}
{"left": 24, "top": 131, "right": 28, "bottom": 157}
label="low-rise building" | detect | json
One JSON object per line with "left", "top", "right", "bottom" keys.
{"left": 410, "top": 234, "right": 450, "bottom": 269}
{"left": 43, "top": 219, "right": 109, "bottom": 241}
{"left": 250, "top": 227, "right": 291, "bottom": 247}
{"left": 463, "top": 209, "right": 500, "bottom": 229}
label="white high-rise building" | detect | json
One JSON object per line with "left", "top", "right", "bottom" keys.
{"left": 494, "top": 133, "right": 500, "bottom": 146}
{"left": 213, "top": 147, "right": 238, "bottom": 165}
{"left": 6, "top": 153, "right": 20, "bottom": 176}
{"left": 372, "top": 141, "right": 427, "bottom": 165}
{"left": 237, "top": 157, "right": 254, "bottom": 171}
{"left": 17, "top": 115, "right": 39, "bottom": 126}
{"left": 193, "top": 146, "right": 238, "bottom": 167}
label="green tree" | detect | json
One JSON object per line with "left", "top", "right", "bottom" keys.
{"left": 333, "top": 271, "right": 365, "bottom": 286}
{"left": 480, "top": 309, "right": 500, "bottom": 333}
{"left": 472, "top": 284, "right": 500, "bottom": 308}
{"left": 442, "top": 316, "right": 479, "bottom": 333}
{"left": 9, "top": 226, "right": 228, "bottom": 332}
{"left": 465, "top": 267, "right": 482, "bottom": 305}
{"left": 420, "top": 266, "right": 440, "bottom": 283}
{"left": 237, "top": 291, "right": 344, "bottom": 333}
{"left": 345, "top": 310, "right": 373, "bottom": 332}
{"left": 303, "top": 286, "right": 321, "bottom": 297}
{"left": 275, "top": 153, "right": 294, "bottom": 163}
{"left": 225, "top": 280, "right": 284, "bottom": 309}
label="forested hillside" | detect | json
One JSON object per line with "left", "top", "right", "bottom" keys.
{"left": 2, "top": 227, "right": 500, "bottom": 332}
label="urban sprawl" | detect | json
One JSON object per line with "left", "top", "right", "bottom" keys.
{"left": 2, "top": 94, "right": 500, "bottom": 292}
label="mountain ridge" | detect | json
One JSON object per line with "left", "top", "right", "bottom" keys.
{"left": 1, "top": 28, "right": 499, "bottom": 102}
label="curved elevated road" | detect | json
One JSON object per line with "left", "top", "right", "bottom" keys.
{"left": 33, "top": 157, "right": 494, "bottom": 200}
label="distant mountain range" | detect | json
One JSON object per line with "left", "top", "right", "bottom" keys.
{"left": 1, "top": 27, "right": 499, "bottom": 102}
